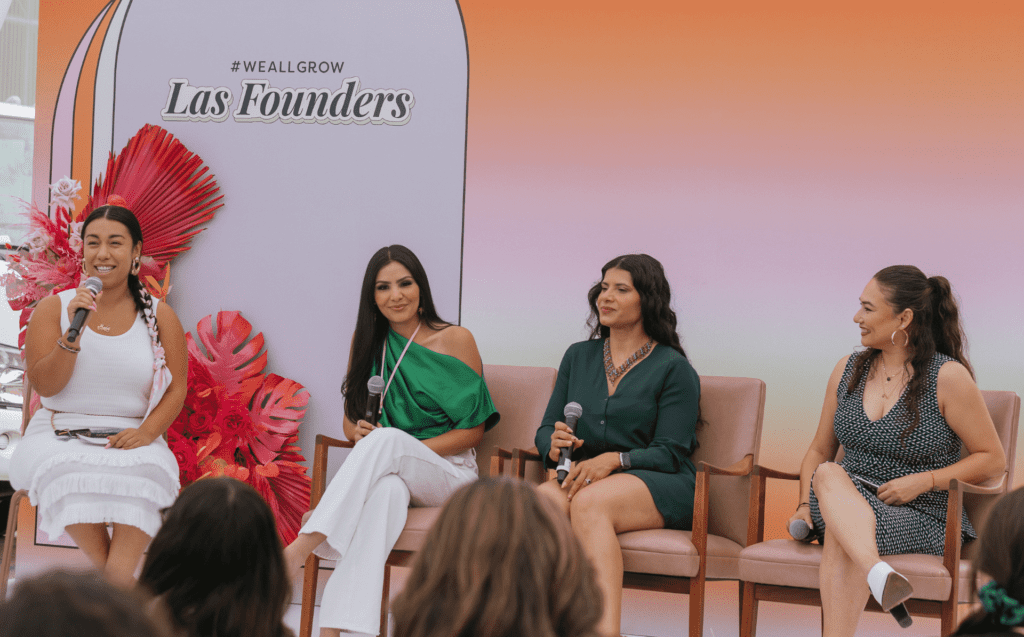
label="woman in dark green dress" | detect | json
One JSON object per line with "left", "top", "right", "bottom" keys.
{"left": 535, "top": 254, "right": 701, "bottom": 637}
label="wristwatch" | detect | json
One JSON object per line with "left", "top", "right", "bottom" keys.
{"left": 619, "top": 452, "right": 631, "bottom": 471}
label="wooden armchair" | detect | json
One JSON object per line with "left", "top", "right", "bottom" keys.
{"left": 509, "top": 375, "right": 767, "bottom": 637}
{"left": 298, "top": 364, "right": 557, "bottom": 637}
{"left": 737, "top": 390, "right": 1020, "bottom": 636}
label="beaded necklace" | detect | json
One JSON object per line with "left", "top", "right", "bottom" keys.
{"left": 603, "top": 337, "right": 653, "bottom": 384}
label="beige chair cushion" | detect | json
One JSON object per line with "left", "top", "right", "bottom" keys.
{"left": 393, "top": 506, "right": 442, "bottom": 552}
{"left": 738, "top": 539, "right": 967, "bottom": 601}
{"left": 620, "top": 529, "right": 744, "bottom": 580}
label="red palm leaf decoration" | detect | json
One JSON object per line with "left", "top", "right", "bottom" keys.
{"left": 171, "top": 311, "right": 311, "bottom": 543}
{"left": 80, "top": 124, "right": 223, "bottom": 278}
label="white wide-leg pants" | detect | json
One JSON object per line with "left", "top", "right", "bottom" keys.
{"left": 301, "top": 427, "right": 478, "bottom": 634}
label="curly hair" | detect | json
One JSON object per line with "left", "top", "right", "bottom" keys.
{"left": 138, "top": 478, "right": 293, "bottom": 637}
{"left": 954, "top": 487, "right": 1024, "bottom": 634}
{"left": 585, "top": 254, "right": 703, "bottom": 439}
{"left": 391, "top": 477, "right": 602, "bottom": 637}
{"left": 0, "top": 570, "right": 172, "bottom": 637}
{"left": 846, "top": 265, "right": 972, "bottom": 442}
{"left": 341, "top": 245, "right": 451, "bottom": 424}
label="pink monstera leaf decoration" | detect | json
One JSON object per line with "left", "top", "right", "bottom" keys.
{"left": 174, "top": 311, "right": 311, "bottom": 544}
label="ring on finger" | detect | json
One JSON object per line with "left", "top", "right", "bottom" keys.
{"left": 585, "top": 478, "right": 592, "bottom": 485}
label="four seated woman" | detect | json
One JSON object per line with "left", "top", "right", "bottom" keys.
{"left": 534, "top": 253, "right": 702, "bottom": 637}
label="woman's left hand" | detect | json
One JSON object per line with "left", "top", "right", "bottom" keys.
{"left": 562, "top": 452, "right": 621, "bottom": 501}
{"left": 106, "top": 428, "right": 157, "bottom": 450}
{"left": 876, "top": 472, "right": 932, "bottom": 506}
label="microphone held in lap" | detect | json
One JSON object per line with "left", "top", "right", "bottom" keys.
{"left": 557, "top": 402, "right": 583, "bottom": 484}
{"left": 365, "top": 375, "right": 385, "bottom": 426}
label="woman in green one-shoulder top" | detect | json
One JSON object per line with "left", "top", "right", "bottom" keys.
{"left": 283, "top": 246, "right": 499, "bottom": 637}
{"left": 535, "top": 254, "right": 701, "bottom": 637}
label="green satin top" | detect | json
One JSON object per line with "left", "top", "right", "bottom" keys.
{"left": 372, "top": 328, "right": 500, "bottom": 439}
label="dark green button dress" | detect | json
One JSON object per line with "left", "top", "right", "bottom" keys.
{"left": 534, "top": 339, "right": 701, "bottom": 530}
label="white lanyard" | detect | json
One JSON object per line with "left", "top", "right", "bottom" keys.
{"left": 379, "top": 322, "right": 421, "bottom": 417}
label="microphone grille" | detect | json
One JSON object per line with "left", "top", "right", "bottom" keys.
{"left": 367, "top": 375, "right": 385, "bottom": 395}
{"left": 83, "top": 276, "right": 104, "bottom": 294}
{"left": 564, "top": 402, "right": 583, "bottom": 419}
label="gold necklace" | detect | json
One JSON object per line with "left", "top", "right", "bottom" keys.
{"left": 604, "top": 338, "right": 653, "bottom": 384}
{"left": 880, "top": 357, "right": 907, "bottom": 399}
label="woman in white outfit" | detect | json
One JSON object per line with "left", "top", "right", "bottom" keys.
{"left": 284, "top": 245, "right": 499, "bottom": 637}
{"left": 10, "top": 204, "right": 187, "bottom": 587}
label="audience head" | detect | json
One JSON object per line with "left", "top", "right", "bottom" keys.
{"left": 957, "top": 486, "right": 1024, "bottom": 634}
{"left": 587, "top": 253, "right": 689, "bottom": 359}
{"left": 343, "top": 244, "right": 449, "bottom": 423}
{"left": 139, "top": 477, "right": 292, "bottom": 637}
{"left": 0, "top": 569, "right": 171, "bottom": 637}
{"left": 392, "top": 477, "right": 602, "bottom": 637}
{"left": 850, "top": 265, "right": 971, "bottom": 440}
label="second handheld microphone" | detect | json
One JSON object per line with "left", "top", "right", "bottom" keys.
{"left": 556, "top": 401, "right": 583, "bottom": 484}
{"left": 365, "top": 375, "right": 385, "bottom": 426}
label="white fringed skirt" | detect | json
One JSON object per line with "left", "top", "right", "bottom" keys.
{"left": 9, "top": 409, "right": 180, "bottom": 539}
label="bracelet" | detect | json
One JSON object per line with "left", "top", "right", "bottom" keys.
{"left": 56, "top": 338, "right": 80, "bottom": 354}
{"left": 797, "top": 502, "right": 810, "bottom": 509}
{"left": 930, "top": 471, "right": 936, "bottom": 491}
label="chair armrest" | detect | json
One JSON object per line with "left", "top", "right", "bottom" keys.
{"left": 697, "top": 454, "right": 753, "bottom": 477}
{"left": 310, "top": 435, "right": 355, "bottom": 510}
{"left": 511, "top": 447, "right": 542, "bottom": 480}
{"left": 316, "top": 434, "right": 355, "bottom": 449}
{"left": 753, "top": 464, "right": 801, "bottom": 481}
{"left": 745, "top": 463, "right": 802, "bottom": 546}
{"left": 490, "top": 448, "right": 513, "bottom": 477}
{"left": 950, "top": 475, "right": 1005, "bottom": 496}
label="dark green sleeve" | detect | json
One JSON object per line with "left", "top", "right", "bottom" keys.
{"left": 535, "top": 345, "right": 575, "bottom": 469}
{"left": 628, "top": 357, "right": 700, "bottom": 472}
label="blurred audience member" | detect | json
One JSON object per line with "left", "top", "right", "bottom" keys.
{"left": 392, "top": 477, "right": 602, "bottom": 637}
{"left": 139, "top": 478, "right": 293, "bottom": 637}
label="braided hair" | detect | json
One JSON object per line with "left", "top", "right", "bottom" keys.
{"left": 80, "top": 205, "right": 162, "bottom": 354}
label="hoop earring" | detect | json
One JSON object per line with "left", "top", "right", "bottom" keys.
{"left": 891, "top": 328, "right": 909, "bottom": 347}
{"left": 131, "top": 258, "right": 141, "bottom": 276}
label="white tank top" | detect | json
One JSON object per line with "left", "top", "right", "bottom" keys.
{"left": 40, "top": 289, "right": 156, "bottom": 418}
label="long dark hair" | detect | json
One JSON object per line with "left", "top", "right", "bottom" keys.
{"left": 81, "top": 205, "right": 152, "bottom": 317}
{"left": 342, "top": 245, "right": 451, "bottom": 424}
{"left": 586, "top": 254, "right": 703, "bottom": 440}
{"left": 847, "top": 265, "right": 971, "bottom": 441}
{"left": 392, "top": 477, "right": 602, "bottom": 637}
{"left": 955, "top": 487, "right": 1024, "bottom": 634}
{"left": 0, "top": 570, "right": 172, "bottom": 637}
{"left": 586, "top": 254, "right": 690, "bottom": 360}
{"left": 139, "top": 478, "right": 293, "bottom": 637}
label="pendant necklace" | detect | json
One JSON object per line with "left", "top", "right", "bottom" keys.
{"left": 604, "top": 338, "right": 653, "bottom": 384}
{"left": 97, "top": 324, "right": 112, "bottom": 332}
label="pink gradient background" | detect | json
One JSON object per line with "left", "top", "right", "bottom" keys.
{"left": 458, "top": 0, "right": 1024, "bottom": 515}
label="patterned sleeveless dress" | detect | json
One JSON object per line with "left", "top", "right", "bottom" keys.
{"left": 809, "top": 352, "right": 975, "bottom": 555}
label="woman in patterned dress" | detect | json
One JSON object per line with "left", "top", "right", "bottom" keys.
{"left": 787, "top": 265, "right": 1005, "bottom": 636}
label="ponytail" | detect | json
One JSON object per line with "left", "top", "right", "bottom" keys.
{"left": 848, "top": 266, "right": 971, "bottom": 442}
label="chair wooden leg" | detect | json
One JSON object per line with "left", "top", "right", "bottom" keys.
{"left": 299, "top": 553, "right": 321, "bottom": 637}
{"left": 380, "top": 563, "right": 391, "bottom": 637}
{"left": 940, "top": 597, "right": 957, "bottom": 636}
{"left": 0, "top": 490, "right": 29, "bottom": 601}
{"left": 687, "top": 574, "right": 706, "bottom": 637}
{"left": 739, "top": 581, "right": 758, "bottom": 637}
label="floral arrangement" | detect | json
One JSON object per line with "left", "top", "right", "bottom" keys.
{"left": 168, "top": 311, "right": 311, "bottom": 543}
{"left": 4, "top": 124, "right": 312, "bottom": 543}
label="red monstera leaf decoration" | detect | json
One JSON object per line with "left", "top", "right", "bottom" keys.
{"left": 170, "top": 311, "right": 311, "bottom": 543}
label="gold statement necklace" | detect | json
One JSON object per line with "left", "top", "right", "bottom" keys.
{"left": 604, "top": 338, "right": 653, "bottom": 384}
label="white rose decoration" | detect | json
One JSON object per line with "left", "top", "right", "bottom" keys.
{"left": 49, "top": 177, "right": 82, "bottom": 210}
{"left": 68, "top": 221, "right": 84, "bottom": 253}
